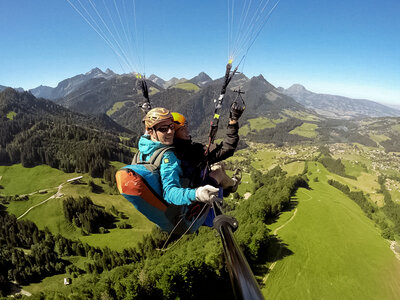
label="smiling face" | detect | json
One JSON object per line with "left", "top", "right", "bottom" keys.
{"left": 148, "top": 119, "right": 175, "bottom": 145}
{"left": 174, "top": 124, "right": 191, "bottom": 140}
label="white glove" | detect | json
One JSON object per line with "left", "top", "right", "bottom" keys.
{"left": 195, "top": 185, "right": 219, "bottom": 203}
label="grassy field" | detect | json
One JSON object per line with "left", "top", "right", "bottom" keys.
{"left": 369, "top": 133, "right": 390, "bottom": 144}
{"left": 5, "top": 145, "right": 400, "bottom": 298}
{"left": 250, "top": 148, "right": 280, "bottom": 171}
{"left": 263, "top": 162, "right": 400, "bottom": 299}
{"left": 174, "top": 82, "right": 200, "bottom": 91}
{"left": 0, "top": 164, "right": 81, "bottom": 195}
{"left": 3, "top": 164, "right": 154, "bottom": 251}
{"left": 289, "top": 122, "right": 318, "bottom": 138}
{"left": 282, "top": 109, "right": 320, "bottom": 122}
{"left": 282, "top": 161, "right": 305, "bottom": 176}
{"left": 341, "top": 159, "right": 367, "bottom": 178}
{"left": 106, "top": 101, "right": 132, "bottom": 116}
{"left": 324, "top": 163, "right": 384, "bottom": 206}
{"left": 240, "top": 117, "right": 276, "bottom": 136}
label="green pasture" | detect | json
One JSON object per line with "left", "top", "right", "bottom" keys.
{"left": 289, "top": 122, "right": 318, "bottom": 138}
{"left": 239, "top": 124, "right": 251, "bottom": 136}
{"left": 341, "top": 159, "right": 367, "bottom": 178}
{"left": 239, "top": 117, "right": 276, "bottom": 136}
{"left": 3, "top": 164, "right": 154, "bottom": 251}
{"left": 250, "top": 148, "right": 280, "bottom": 171}
{"left": 331, "top": 145, "right": 375, "bottom": 170}
{"left": 282, "top": 109, "right": 320, "bottom": 121}
{"left": 174, "top": 82, "right": 200, "bottom": 91}
{"left": 263, "top": 162, "right": 400, "bottom": 299}
{"left": 7, "top": 111, "right": 16, "bottom": 120}
{"left": 107, "top": 101, "right": 132, "bottom": 116}
{"left": 23, "top": 273, "right": 73, "bottom": 296}
{"left": 274, "top": 115, "right": 288, "bottom": 123}
{"left": 6, "top": 192, "right": 56, "bottom": 218}
{"left": 391, "top": 190, "right": 400, "bottom": 204}
{"left": 369, "top": 133, "right": 390, "bottom": 144}
{"left": 282, "top": 161, "right": 305, "bottom": 176}
{"left": 0, "top": 164, "right": 81, "bottom": 195}
{"left": 248, "top": 117, "right": 276, "bottom": 130}
{"left": 324, "top": 163, "right": 383, "bottom": 206}
{"left": 149, "top": 86, "right": 159, "bottom": 95}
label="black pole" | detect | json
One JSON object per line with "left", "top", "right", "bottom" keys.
{"left": 213, "top": 203, "right": 264, "bottom": 300}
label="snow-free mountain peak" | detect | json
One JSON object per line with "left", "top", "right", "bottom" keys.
{"left": 189, "top": 72, "right": 212, "bottom": 87}
{"left": 286, "top": 84, "right": 308, "bottom": 93}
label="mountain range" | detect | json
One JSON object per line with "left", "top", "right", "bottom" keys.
{"left": 2, "top": 68, "right": 399, "bottom": 121}
{"left": 28, "top": 68, "right": 116, "bottom": 100}
{"left": 21, "top": 68, "right": 400, "bottom": 119}
{"left": 279, "top": 84, "right": 400, "bottom": 119}
{"left": 2, "top": 68, "right": 400, "bottom": 133}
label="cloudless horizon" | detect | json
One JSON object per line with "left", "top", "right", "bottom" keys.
{"left": 1, "top": 0, "right": 399, "bottom": 105}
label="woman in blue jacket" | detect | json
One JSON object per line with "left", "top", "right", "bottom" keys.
{"left": 139, "top": 107, "right": 218, "bottom": 205}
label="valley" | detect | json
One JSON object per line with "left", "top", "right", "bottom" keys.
{"left": 1, "top": 85, "right": 400, "bottom": 298}
{"left": 2, "top": 138, "right": 400, "bottom": 298}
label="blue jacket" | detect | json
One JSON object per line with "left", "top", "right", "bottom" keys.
{"left": 138, "top": 135, "right": 197, "bottom": 205}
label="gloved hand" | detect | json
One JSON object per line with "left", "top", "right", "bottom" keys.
{"left": 229, "top": 102, "right": 245, "bottom": 121}
{"left": 195, "top": 185, "right": 219, "bottom": 203}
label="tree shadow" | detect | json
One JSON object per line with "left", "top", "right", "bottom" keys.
{"left": 252, "top": 196, "right": 306, "bottom": 286}
{"left": 265, "top": 199, "right": 299, "bottom": 225}
{"left": 253, "top": 235, "right": 294, "bottom": 284}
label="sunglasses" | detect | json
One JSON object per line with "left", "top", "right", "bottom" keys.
{"left": 155, "top": 123, "right": 175, "bottom": 133}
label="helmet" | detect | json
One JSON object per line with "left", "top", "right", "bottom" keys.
{"left": 171, "top": 112, "right": 187, "bottom": 130}
{"left": 143, "top": 107, "right": 173, "bottom": 129}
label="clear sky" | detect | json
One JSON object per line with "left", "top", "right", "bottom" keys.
{"left": 1, "top": 0, "right": 399, "bottom": 105}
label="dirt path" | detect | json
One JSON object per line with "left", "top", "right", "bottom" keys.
{"left": 263, "top": 207, "right": 298, "bottom": 284}
{"left": 262, "top": 187, "right": 311, "bottom": 284}
{"left": 17, "top": 183, "right": 64, "bottom": 220}
{"left": 390, "top": 241, "right": 400, "bottom": 261}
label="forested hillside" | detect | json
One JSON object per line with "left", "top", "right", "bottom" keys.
{"left": 0, "top": 89, "right": 135, "bottom": 178}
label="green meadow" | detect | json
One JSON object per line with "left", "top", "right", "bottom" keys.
{"left": 174, "top": 82, "right": 200, "bottom": 91}
{"left": 0, "top": 164, "right": 81, "bottom": 195}
{"left": 250, "top": 148, "right": 280, "bottom": 170}
{"left": 239, "top": 117, "right": 276, "bottom": 136}
{"left": 282, "top": 109, "right": 320, "bottom": 121}
{"left": 3, "top": 164, "right": 154, "bottom": 251}
{"left": 282, "top": 161, "right": 305, "bottom": 176}
{"left": 107, "top": 101, "right": 132, "bottom": 115}
{"left": 369, "top": 133, "right": 390, "bottom": 144}
{"left": 289, "top": 122, "right": 318, "bottom": 138}
{"left": 4, "top": 144, "right": 400, "bottom": 298}
{"left": 263, "top": 162, "right": 400, "bottom": 299}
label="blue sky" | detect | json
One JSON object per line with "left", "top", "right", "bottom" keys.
{"left": 0, "top": 0, "right": 399, "bottom": 105}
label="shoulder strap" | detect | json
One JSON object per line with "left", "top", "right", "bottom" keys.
{"left": 150, "top": 146, "right": 175, "bottom": 167}
{"left": 131, "top": 146, "right": 174, "bottom": 166}
{"left": 132, "top": 151, "right": 140, "bottom": 164}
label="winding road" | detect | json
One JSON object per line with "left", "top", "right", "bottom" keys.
{"left": 17, "top": 183, "right": 64, "bottom": 220}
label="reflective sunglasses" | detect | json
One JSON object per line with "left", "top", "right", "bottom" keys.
{"left": 155, "top": 123, "right": 175, "bottom": 133}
